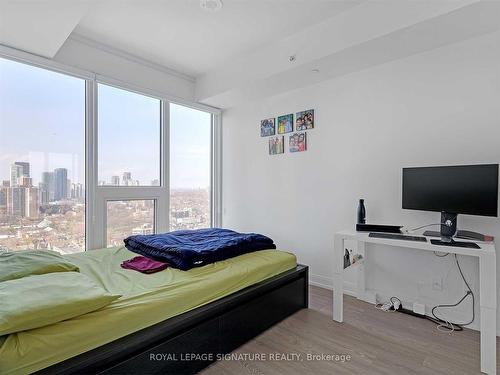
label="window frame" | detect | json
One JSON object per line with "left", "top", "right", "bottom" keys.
{"left": 0, "top": 44, "right": 222, "bottom": 251}
{"left": 91, "top": 79, "right": 169, "bottom": 248}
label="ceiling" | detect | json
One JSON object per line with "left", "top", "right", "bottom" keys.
{"left": 0, "top": 0, "right": 89, "bottom": 58}
{"left": 75, "top": 0, "right": 361, "bottom": 77}
{"left": 1, "top": 0, "right": 499, "bottom": 108}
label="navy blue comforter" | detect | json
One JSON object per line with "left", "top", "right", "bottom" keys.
{"left": 124, "top": 228, "right": 276, "bottom": 270}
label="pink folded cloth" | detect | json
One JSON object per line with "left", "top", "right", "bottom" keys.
{"left": 121, "top": 256, "right": 169, "bottom": 274}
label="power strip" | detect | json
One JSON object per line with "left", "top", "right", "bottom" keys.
{"left": 378, "top": 299, "right": 426, "bottom": 319}
{"left": 397, "top": 307, "right": 426, "bottom": 319}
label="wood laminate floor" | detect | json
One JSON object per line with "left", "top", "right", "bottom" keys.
{"left": 201, "top": 285, "right": 499, "bottom": 375}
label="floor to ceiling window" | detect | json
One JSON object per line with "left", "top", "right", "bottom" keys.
{"left": 96, "top": 83, "right": 164, "bottom": 247}
{"left": 0, "top": 57, "right": 86, "bottom": 254}
{"left": 169, "top": 103, "right": 213, "bottom": 231}
{"left": 0, "top": 53, "right": 219, "bottom": 253}
{"left": 97, "top": 84, "right": 161, "bottom": 187}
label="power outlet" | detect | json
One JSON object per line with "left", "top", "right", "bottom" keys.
{"left": 432, "top": 277, "right": 443, "bottom": 291}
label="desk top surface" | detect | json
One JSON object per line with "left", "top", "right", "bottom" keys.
{"left": 336, "top": 229, "right": 496, "bottom": 257}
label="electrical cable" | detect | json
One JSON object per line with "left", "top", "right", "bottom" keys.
{"left": 378, "top": 253, "right": 474, "bottom": 333}
{"left": 404, "top": 214, "right": 459, "bottom": 234}
{"left": 405, "top": 223, "right": 444, "bottom": 233}
{"left": 375, "top": 296, "right": 402, "bottom": 312}
{"left": 390, "top": 296, "right": 402, "bottom": 307}
{"left": 431, "top": 254, "right": 474, "bottom": 327}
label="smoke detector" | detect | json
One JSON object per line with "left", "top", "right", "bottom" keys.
{"left": 200, "top": 0, "right": 223, "bottom": 12}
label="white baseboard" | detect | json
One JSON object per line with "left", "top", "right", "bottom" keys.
{"left": 309, "top": 273, "right": 357, "bottom": 297}
{"left": 307, "top": 273, "right": 491, "bottom": 335}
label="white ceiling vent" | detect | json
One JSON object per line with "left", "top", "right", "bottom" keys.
{"left": 200, "top": 0, "right": 223, "bottom": 12}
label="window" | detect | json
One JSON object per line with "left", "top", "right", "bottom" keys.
{"left": 0, "top": 51, "right": 220, "bottom": 253}
{"left": 106, "top": 200, "right": 155, "bottom": 247}
{"left": 94, "top": 83, "right": 166, "bottom": 248}
{"left": 97, "top": 84, "right": 161, "bottom": 186}
{"left": 0, "top": 57, "right": 85, "bottom": 254}
{"left": 169, "top": 103, "right": 212, "bottom": 231}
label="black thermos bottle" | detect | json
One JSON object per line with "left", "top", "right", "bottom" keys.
{"left": 357, "top": 199, "right": 366, "bottom": 224}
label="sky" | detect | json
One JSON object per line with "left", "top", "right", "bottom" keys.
{"left": 0, "top": 57, "right": 211, "bottom": 189}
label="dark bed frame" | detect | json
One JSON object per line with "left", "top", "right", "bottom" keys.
{"left": 37, "top": 265, "right": 308, "bottom": 375}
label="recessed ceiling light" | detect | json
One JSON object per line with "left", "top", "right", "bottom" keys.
{"left": 312, "top": 69, "right": 320, "bottom": 73}
{"left": 200, "top": 0, "right": 223, "bottom": 12}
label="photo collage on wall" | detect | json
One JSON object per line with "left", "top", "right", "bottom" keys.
{"left": 260, "top": 109, "right": 314, "bottom": 155}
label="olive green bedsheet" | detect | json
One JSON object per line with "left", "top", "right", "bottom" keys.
{"left": 0, "top": 247, "right": 296, "bottom": 374}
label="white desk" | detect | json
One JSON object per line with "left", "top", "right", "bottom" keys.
{"left": 333, "top": 230, "right": 497, "bottom": 374}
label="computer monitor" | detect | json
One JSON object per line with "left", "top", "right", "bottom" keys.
{"left": 402, "top": 164, "right": 499, "bottom": 242}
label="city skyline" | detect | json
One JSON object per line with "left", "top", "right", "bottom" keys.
{"left": 0, "top": 56, "right": 212, "bottom": 189}
{"left": 0, "top": 159, "right": 211, "bottom": 253}
{"left": 2, "top": 160, "right": 209, "bottom": 192}
{"left": 0, "top": 55, "right": 212, "bottom": 254}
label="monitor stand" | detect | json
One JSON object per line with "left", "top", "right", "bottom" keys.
{"left": 440, "top": 211, "right": 457, "bottom": 238}
{"left": 427, "top": 212, "right": 480, "bottom": 249}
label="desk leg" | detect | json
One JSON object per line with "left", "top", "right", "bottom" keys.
{"left": 333, "top": 235, "right": 344, "bottom": 322}
{"left": 479, "top": 252, "right": 496, "bottom": 374}
{"left": 480, "top": 307, "right": 496, "bottom": 374}
{"left": 356, "top": 241, "right": 366, "bottom": 301}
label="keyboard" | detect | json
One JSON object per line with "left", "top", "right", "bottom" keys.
{"left": 368, "top": 232, "right": 427, "bottom": 242}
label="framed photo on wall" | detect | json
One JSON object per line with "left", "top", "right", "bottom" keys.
{"left": 277, "top": 114, "right": 293, "bottom": 134}
{"left": 296, "top": 109, "right": 314, "bottom": 130}
{"left": 289, "top": 132, "right": 307, "bottom": 153}
{"left": 260, "top": 118, "right": 275, "bottom": 137}
{"left": 269, "top": 136, "right": 284, "bottom": 155}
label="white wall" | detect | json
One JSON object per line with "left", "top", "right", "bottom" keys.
{"left": 222, "top": 31, "right": 500, "bottom": 332}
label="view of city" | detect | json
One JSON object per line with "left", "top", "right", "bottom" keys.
{"left": 170, "top": 189, "right": 211, "bottom": 232}
{"left": 105, "top": 189, "right": 211, "bottom": 248}
{"left": 0, "top": 57, "right": 212, "bottom": 254}
{"left": 0, "top": 162, "right": 211, "bottom": 253}
{"left": 106, "top": 199, "right": 155, "bottom": 247}
{"left": 0, "top": 161, "right": 86, "bottom": 253}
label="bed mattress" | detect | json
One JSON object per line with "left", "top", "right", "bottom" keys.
{"left": 0, "top": 247, "right": 296, "bottom": 374}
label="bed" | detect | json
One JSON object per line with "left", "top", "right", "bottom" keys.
{"left": 0, "top": 246, "right": 308, "bottom": 374}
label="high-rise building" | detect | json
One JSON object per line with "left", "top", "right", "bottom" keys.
{"left": 122, "top": 172, "right": 132, "bottom": 186}
{"left": 39, "top": 184, "right": 50, "bottom": 205}
{"left": 0, "top": 186, "right": 7, "bottom": 214}
{"left": 6, "top": 187, "right": 25, "bottom": 216}
{"left": 18, "top": 176, "right": 33, "bottom": 187}
{"left": 41, "top": 172, "right": 55, "bottom": 202}
{"left": 10, "top": 165, "right": 21, "bottom": 187}
{"left": 24, "top": 187, "right": 39, "bottom": 219}
{"left": 10, "top": 162, "right": 29, "bottom": 187}
{"left": 111, "top": 176, "right": 120, "bottom": 186}
{"left": 2, "top": 180, "right": 10, "bottom": 187}
{"left": 71, "top": 183, "right": 84, "bottom": 200}
{"left": 15, "top": 162, "right": 30, "bottom": 177}
{"left": 14, "top": 161, "right": 30, "bottom": 177}
{"left": 54, "top": 168, "right": 68, "bottom": 201}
